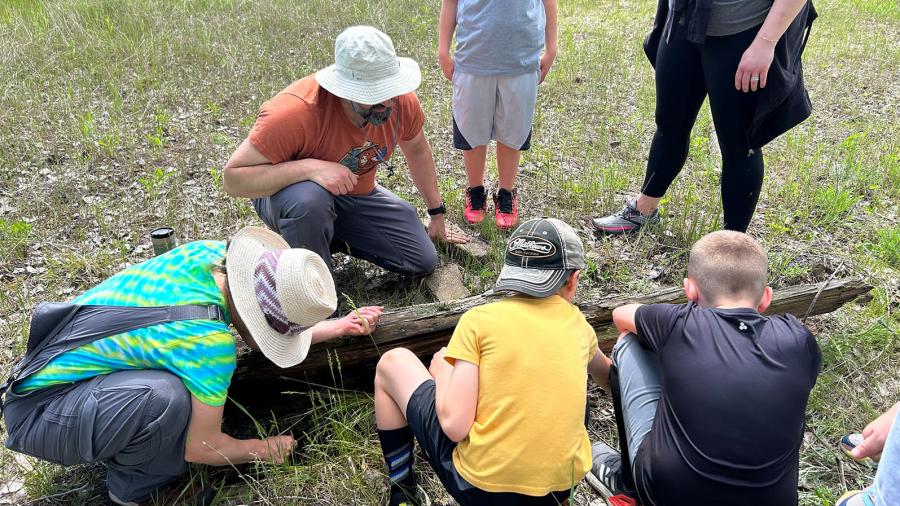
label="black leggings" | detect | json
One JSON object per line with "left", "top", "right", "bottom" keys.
{"left": 642, "top": 25, "right": 763, "bottom": 232}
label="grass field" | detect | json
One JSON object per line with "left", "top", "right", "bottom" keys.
{"left": 0, "top": 0, "right": 898, "bottom": 504}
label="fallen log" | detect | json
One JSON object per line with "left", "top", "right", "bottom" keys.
{"left": 227, "top": 277, "right": 871, "bottom": 413}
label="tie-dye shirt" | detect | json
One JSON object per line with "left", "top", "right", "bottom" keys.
{"left": 15, "top": 241, "right": 237, "bottom": 406}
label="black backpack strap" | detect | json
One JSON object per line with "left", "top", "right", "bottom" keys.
{"left": 167, "top": 304, "right": 226, "bottom": 324}
{"left": 1, "top": 303, "right": 227, "bottom": 408}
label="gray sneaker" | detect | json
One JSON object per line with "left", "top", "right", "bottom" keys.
{"left": 585, "top": 441, "right": 626, "bottom": 499}
{"left": 593, "top": 198, "right": 660, "bottom": 234}
{"left": 108, "top": 491, "right": 140, "bottom": 506}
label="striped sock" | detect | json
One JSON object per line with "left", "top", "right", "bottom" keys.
{"left": 378, "top": 427, "right": 416, "bottom": 503}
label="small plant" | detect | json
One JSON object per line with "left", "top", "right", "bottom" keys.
{"left": 868, "top": 227, "right": 900, "bottom": 269}
{"left": 138, "top": 167, "right": 172, "bottom": 201}
{"left": 209, "top": 166, "right": 223, "bottom": 188}
{"left": 77, "top": 111, "right": 95, "bottom": 139}
{"left": 0, "top": 218, "right": 32, "bottom": 260}
{"left": 97, "top": 131, "right": 120, "bottom": 158}
{"left": 811, "top": 186, "right": 858, "bottom": 226}
{"left": 206, "top": 99, "right": 222, "bottom": 117}
{"left": 146, "top": 109, "right": 172, "bottom": 148}
{"left": 210, "top": 132, "right": 233, "bottom": 146}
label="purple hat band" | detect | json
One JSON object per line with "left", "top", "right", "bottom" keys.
{"left": 253, "top": 250, "right": 308, "bottom": 335}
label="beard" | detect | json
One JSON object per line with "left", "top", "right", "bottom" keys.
{"left": 361, "top": 106, "right": 392, "bottom": 126}
{"left": 352, "top": 101, "right": 393, "bottom": 126}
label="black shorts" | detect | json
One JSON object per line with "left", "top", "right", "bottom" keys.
{"left": 405, "top": 380, "right": 571, "bottom": 506}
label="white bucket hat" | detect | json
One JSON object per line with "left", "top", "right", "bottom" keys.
{"left": 227, "top": 226, "right": 337, "bottom": 368}
{"left": 315, "top": 26, "right": 422, "bottom": 105}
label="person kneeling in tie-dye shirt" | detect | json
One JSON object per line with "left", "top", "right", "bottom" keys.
{"left": 2, "top": 227, "right": 382, "bottom": 505}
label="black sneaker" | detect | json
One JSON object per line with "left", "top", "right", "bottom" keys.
{"left": 390, "top": 485, "right": 431, "bottom": 506}
{"left": 586, "top": 441, "right": 627, "bottom": 499}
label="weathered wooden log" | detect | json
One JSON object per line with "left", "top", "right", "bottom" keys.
{"left": 227, "top": 277, "right": 871, "bottom": 413}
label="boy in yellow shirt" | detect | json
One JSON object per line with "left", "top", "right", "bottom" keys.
{"left": 374, "top": 217, "right": 612, "bottom": 505}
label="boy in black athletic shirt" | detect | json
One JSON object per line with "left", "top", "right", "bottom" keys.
{"left": 588, "top": 230, "right": 822, "bottom": 506}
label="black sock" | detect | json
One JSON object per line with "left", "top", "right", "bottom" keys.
{"left": 378, "top": 427, "right": 416, "bottom": 504}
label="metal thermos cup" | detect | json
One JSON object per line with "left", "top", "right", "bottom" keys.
{"left": 150, "top": 227, "right": 177, "bottom": 256}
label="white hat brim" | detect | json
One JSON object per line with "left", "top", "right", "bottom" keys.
{"left": 227, "top": 226, "right": 315, "bottom": 369}
{"left": 494, "top": 265, "right": 570, "bottom": 298}
{"left": 315, "top": 57, "right": 421, "bottom": 104}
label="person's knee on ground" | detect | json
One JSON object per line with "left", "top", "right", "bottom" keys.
{"left": 410, "top": 248, "right": 438, "bottom": 277}
{"left": 385, "top": 202, "right": 439, "bottom": 276}
{"left": 377, "top": 242, "right": 438, "bottom": 278}
{"left": 106, "top": 372, "right": 192, "bottom": 503}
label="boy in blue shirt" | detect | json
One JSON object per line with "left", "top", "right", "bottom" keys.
{"left": 438, "top": 0, "right": 558, "bottom": 229}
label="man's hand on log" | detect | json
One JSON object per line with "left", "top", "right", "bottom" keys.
{"left": 428, "top": 214, "right": 470, "bottom": 244}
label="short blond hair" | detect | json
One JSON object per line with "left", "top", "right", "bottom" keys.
{"left": 687, "top": 230, "right": 767, "bottom": 304}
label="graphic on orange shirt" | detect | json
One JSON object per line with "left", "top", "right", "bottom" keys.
{"left": 339, "top": 141, "right": 388, "bottom": 176}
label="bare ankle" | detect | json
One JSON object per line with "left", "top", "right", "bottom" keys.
{"left": 635, "top": 195, "right": 660, "bottom": 216}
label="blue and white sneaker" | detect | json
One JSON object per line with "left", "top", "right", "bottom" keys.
{"left": 836, "top": 488, "right": 876, "bottom": 506}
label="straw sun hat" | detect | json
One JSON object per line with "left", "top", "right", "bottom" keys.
{"left": 315, "top": 26, "right": 422, "bottom": 105}
{"left": 227, "top": 227, "right": 337, "bottom": 368}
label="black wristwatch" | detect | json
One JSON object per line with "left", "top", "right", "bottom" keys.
{"left": 427, "top": 203, "right": 446, "bottom": 216}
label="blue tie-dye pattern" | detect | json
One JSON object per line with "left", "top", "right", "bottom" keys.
{"left": 16, "top": 241, "right": 238, "bottom": 406}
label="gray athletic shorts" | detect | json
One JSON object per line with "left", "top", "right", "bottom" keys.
{"left": 452, "top": 70, "right": 540, "bottom": 151}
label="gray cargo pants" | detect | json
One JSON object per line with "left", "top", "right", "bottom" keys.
{"left": 4, "top": 370, "right": 190, "bottom": 503}
{"left": 253, "top": 182, "right": 439, "bottom": 276}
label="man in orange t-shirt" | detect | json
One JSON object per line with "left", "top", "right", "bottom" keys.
{"left": 223, "top": 26, "right": 467, "bottom": 277}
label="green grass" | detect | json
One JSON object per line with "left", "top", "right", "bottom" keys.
{"left": 0, "top": 0, "right": 898, "bottom": 504}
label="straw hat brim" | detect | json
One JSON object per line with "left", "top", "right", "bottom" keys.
{"left": 315, "top": 57, "right": 421, "bottom": 105}
{"left": 227, "top": 226, "right": 314, "bottom": 369}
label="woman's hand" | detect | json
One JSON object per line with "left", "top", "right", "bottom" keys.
{"left": 735, "top": 37, "right": 776, "bottom": 93}
{"left": 255, "top": 435, "right": 296, "bottom": 464}
{"left": 339, "top": 306, "right": 384, "bottom": 336}
{"left": 852, "top": 402, "right": 900, "bottom": 460}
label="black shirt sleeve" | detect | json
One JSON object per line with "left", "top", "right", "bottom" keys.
{"left": 781, "top": 314, "right": 823, "bottom": 386}
{"left": 634, "top": 303, "right": 686, "bottom": 353}
{"left": 801, "top": 321, "right": 823, "bottom": 385}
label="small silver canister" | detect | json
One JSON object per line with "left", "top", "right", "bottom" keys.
{"left": 150, "top": 227, "right": 177, "bottom": 256}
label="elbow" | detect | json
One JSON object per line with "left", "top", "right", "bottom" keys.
{"left": 444, "top": 424, "right": 470, "bottom": 443}
{"left": 440, "top": 416, "right": 473, "bottom": 443}
{"left": 183, "top": 441, "right": 209, "bottom": 464}
{"left": 221, "top": 167, "right": 241, "bottom": 197}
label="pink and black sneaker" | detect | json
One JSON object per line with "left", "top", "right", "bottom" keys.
{"left": 493, "top": 188, "right": 519, "bottom": 230}
{"left": 464, "top": 185, "right": 487, "bottom": 225}
{"left": 592, "top": 197, "right": 660, "bottom": 234}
